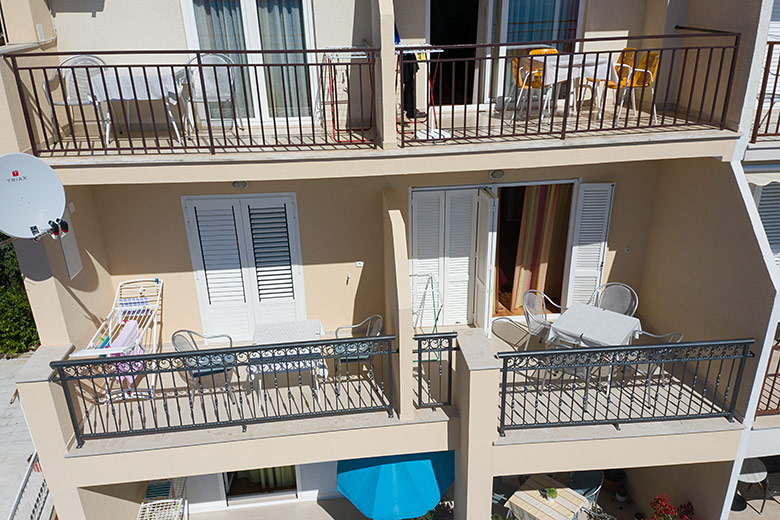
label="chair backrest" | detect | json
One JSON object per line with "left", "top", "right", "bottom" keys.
{"left": 48, "top": 55, "right": 107, "bottom": 106}
{"left": 634, "top": 330, "right": 683, "bottom": 344}
{"left": 186, "top": 53, "right": 236, "bottom": 103}
{"left": 335, "top": 314, "right": 384, "bottom": 339}
{"left": 632, "top": 51, "right": 659, "bottom": 87}
{"left": 171, "top": 330, "right": 201, "bottom": 353}
{"left": 589, "top": 282, "right": 638, "bottom": 316}
{"left": 615, "top": 47, "right": 637, "bottom": 84}
{"left": 522, "top": 290, "right": 550, "bottom": 335}
{"left": 512, "top": 48, "right": 557, "bottom": 90}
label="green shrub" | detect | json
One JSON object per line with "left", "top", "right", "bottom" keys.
{"left": 0, "top": 236, "right": 39, "bottom": 354}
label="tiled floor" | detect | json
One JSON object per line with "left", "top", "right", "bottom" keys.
{"left": 190, "top": 498, "right": 367, "bottom": 520}
{"left": 0, "top": 356, "right": 36, "bottom": 518}
{"left": 729, "top": 481, "right": 780, "bottom": 519}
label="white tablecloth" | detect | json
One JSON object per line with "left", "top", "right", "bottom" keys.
{"left": 548, "top": 303, "right": 641, "bottom": 347}
{"left": 249, "top": 320, "right": 328, "bottom": 380}
{"left": 90, "top": 68, "right": 183, "bottom": 104}
{"left": 530, "top": 53, "right": 619, "bottom": 87}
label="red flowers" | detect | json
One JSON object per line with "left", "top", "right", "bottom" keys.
{"left": 650, "top": 494, "right": 694, "bottom": 520}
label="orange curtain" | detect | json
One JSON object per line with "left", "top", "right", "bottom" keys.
{"left": 509, "top": 184, "right": 572, "bottom": 311}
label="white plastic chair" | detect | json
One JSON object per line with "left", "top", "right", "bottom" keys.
{"left": 184, "top": 53, "right": 241, "bottom": 140}
{"left": 587, "top": 282, "right": 638, "bottom": 316}
{"left": 43, "top": 55, "right": 112, "bottom": 145}
{"left": 522, "top": 289, "right": 565, "bottom": 350}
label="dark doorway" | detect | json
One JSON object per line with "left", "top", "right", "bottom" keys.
{"left": 430, "top": 0, "right": 480, "bottom": 106}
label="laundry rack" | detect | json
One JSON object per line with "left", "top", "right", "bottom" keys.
{"left": 70, "top": 278, "right": 163, "bottom": 401}
{"left": 323, "top": 49, "right": 375, "bottom": 143}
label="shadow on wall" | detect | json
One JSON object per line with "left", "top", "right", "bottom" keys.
{"left": 51, "top": 0, "right": 106, "bottom": 15}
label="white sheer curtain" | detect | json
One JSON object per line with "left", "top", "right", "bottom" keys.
{"left": 193, "top": 0, "right": 253, "bottom": 118}
{"left": 257, "top": 0, "right": 311, "bottom": 118}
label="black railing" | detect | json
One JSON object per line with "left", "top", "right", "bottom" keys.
{"left": 497, "top": 339, "right": 753, "bottom": 435}
{"left": 398, "top": 31, "right": 739, "bottom": 146}
{"left": 413, "top": 332, "right": 458, "bottom": 408}
{"left": 8, "top": 48, "right": 377, "bottom": 156}
{"left": 51, "top": 336, "right": 395, "bottom": 447}
{"left": 752, "top": 41, "right": 780, "bottom": 142}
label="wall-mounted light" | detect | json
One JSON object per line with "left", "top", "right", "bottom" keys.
{"left": 231, "top": 180, "right": 249, "bottom": 190}
{"left": 489, "top": 169, "right": 505, "bottom": 180}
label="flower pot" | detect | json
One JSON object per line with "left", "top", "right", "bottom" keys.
{"left": 616, "top": 488, "right": 629, "bottom": 503}
{"left": 546, "top": 496, "right": 556, "bottom": 503}
{"left": 603, "top": 469, "right": 626, "bottom": 492}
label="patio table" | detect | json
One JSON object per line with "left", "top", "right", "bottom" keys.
{"left": 547, "top": 302, "right": 641, "bottom": 347}
{"left": 505, "top": 474, "right": 588, "bottom": 520}
{"left": 529, "top": 53, "right": 619, "bottom": 87}
{"left": 248, "top": 320, "right": 329, "bottom": 400}
{"left": 89, "top": 68, "right": 184, "bottom": 104}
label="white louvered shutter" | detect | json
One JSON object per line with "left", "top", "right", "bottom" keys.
{"left": 442, "top": 190, "right": 477, "bottom": 325}
{"left": 757, "top": 183, "right": 780, "bottom": 266}
{"left": 564, "top": 183, "right": 615, "bottom": 307}
{"left": 410, "top": 191, "right": 445, "bottom": 328}
{"left": 241, "top": 196, "right": 306, "bottom": 325}
{"left": 184, "top": 199, "right": 254, "bottom": 340}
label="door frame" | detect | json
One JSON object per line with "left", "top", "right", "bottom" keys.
{"left": 182, "top": 193, "right": 307, "bottom": 339}
{"left": 180, "top": 0, "right": 320, "bottom": 126}
{"left": 408, "top": 178, "right": 579, "bottom": 329}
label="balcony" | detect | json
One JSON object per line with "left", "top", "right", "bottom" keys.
{"left": 398, "top": 31, "right": 740, "bottom": 147}
{"left": 51, "top": 336, "right": 395, "bottom": 447}
{"left": 757, "top": 342, "right": 780, "bottom": 416}
{"left": 7, "top": 48, "right": 377, "bottom": 156}
{"left": 751, "top": 42, "right": 780, "bottom": 143}
{"left": 496, "top": 339, "right": 752, "bottom": 435}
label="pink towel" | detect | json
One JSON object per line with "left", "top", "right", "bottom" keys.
{"left": 109, "top": 321, "right": 144, "bottom": 391}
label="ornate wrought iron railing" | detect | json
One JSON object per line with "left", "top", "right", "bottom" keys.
{"left": 497, "top": 339, "right": 753, "bottom": 435}
{"left": 51, "top": 336, "right": 395, "bottom": 447}
{"left": 413, "top": 332, "right": 458, "bottom": 408}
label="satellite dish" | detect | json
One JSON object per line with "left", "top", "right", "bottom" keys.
{"left": 0, "top": 153, "right": 66, "bottom": 240}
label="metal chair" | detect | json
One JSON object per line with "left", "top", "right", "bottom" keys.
{"left": 333, "top": 315, "right": 384, "bottom": 395}
{"left": 761, "top": 472, "right": 780, "bottom": 514}
{"left": 508, "top": 48, "right": 560, "bottom": 123}
{"left": 632, "top": 330, "right": 684, "bottom": 407}
{"left": 171, "top": 329, "right": 236, "bottom": 404}
{"left": 43, "top": 55, "right": 112, "bottom": 146}
{"left": 184, "top": 53, "right": 242, "bottom": 141}
{"left": 522, "top": 290, "right": 565, "bottom": 350}
{"left": 570, "top": 470, "right": 603, "bottom": 507}
{"left": 587, "top": 282, "right": 638, "bottom": 316}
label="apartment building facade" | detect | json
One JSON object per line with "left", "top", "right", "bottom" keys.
{"left": 2, "top": 1, "right": 779, "bottom": 519}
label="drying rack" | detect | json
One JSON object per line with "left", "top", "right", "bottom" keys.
{"left": 323, "top": 49, "right": 375, "bottom": 143}
{"left": 394, "top": 44, "right": 447, "bottom": 141}
{"left": 136, "top": 478, "right": 187, "bottom": 520}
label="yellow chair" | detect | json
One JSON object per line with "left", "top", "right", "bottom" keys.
{"left": 508, "top": 48, "right": 559, "bottom": 122}
{"left": 590, "top": 48, "right": 659, "bottom": 124}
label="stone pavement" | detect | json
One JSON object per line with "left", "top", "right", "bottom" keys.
{"left": 0, "top": 356, "right": 35, "bottom": 518}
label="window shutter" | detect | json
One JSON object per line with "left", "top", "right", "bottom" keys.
{"left": 410, "top": 191, "right": 445, "bottom": 328}
{"left": 297, "top": 462, "right": 342, "bottom": 500}
{"left": 243, "top": 196, "right": 305, "bottom": 324}
{"left": 757, "top": 183, "right": 780, "bottom": 266}
{"left": 564, "top": 183, "right": 615, "bottom": 307}
{"left": 443, "top": 190, "right": 477, "bottom": 325}
{"left": 184, "top": 199, "right": 254, "bottom": 339}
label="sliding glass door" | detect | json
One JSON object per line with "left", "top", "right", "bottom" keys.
{"left": 484, "top": 0, "right": 581, "bottom": 102}
{"left": 186, "top": 0, "right": 315, "bottom": 123}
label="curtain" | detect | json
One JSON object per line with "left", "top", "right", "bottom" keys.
{"left": 506, "top": 0, "right": 579, "bottom": 48}
{"left": 257, "top": 0, "right": 312, "bottom": 118}
{"left": 237, "top": 465, "right": 296, "bottom": 491}
{"left": 509, "top": 184, "right": 572, "bottom": 312}
{"left": 193, "top": 0, "right": 253, "bottom": 118}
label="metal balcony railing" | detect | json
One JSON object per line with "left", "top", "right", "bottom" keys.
{"left": 752, "top": 41, "right": 780, "bottom": 142}
{"left": 8, "top": 48, "right": 377, "bottom": 155}
{"left": 497, "top": 339, "right": 753, "bottom": 435}
{"left": 398, "top": 31, "right": 739, "bottom": 146}
{"left": 413, "top": 332, "right": 458, "bottom": 408}
{"left": 757, "top": 341, "right": 780, "bottom": 416}
{"left": 51, "top": 336, "right": 395, "bottom": 447}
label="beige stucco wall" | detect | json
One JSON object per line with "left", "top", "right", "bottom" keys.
{"left": 626, "top": 461, "right": 734, "bottom": 520}
{"left": 639, "top": 158, "right": 776, "bottom": 418}
{"left": 48, "top": 0, "right": 372, "bottom": 52}
{"left": 78, "top": 482, "right": 145, "bottom": 520}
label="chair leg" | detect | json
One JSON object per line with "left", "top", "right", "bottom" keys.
{"left": 651, "top": 86, "right": 658, "bottom": 125}
{"left": 165, "top": 100, "right": 183, "bottom": 144}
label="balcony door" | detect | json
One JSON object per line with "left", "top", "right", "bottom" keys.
{"left": 182, "top": 194, "right": 307, "bottom": 341}
{"left": 181, "top": 0, "right": 317, "bottom": 125}
{"left": 483, "top": 0, "right": 582, "bottom": 102}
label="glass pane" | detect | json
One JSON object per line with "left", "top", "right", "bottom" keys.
{"left": 257, "top": 0, "right": 312, "bottom": 118}
{"left": 506, "top": 0, "right": 579, "bottom": 49}
{"left": 193, "top": 0, "right": 254, "bottom": 119}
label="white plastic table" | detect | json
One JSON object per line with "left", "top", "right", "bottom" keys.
{"left": 548, "top": 303, "right": 641, "bottom": 347}
{"left": 505, "top": 474, "right": 588, "bottom": 520}
{"left": 532, "top": 53, "right": 619, "bottom": 87}
{"left": 739, "top": 458, "right": 768, "bottom": 484}
{"left": 248, "top": 320, "right": 329, "bottom": 403}
{"left": 90, "top": 68, "right": 184, "bottom": 103}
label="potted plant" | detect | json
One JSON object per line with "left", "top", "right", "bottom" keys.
{"left": 544, "top": 487, "right": 558, "bottom": 502}
{"left": 650, "top": 494, "right": 695, "bottom": 520}
{"left": 603, "top": 469, "right": 627, "bottom": 491}
{"left": 616, "top": 487, "right": 629, "bottom": 503}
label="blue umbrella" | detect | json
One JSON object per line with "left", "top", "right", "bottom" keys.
{"left": 337, "top": 450, "right": 455, "bottom": 520}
